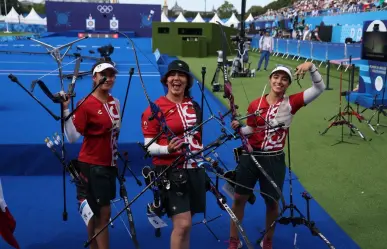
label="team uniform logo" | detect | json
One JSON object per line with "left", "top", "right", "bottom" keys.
{"left": 104, "top": 98, "right": 120, "bottom": 166}
{"left": 176, "top": 102, "right": 203, "bottom": 168}
{"left": 143, "top": 121, "right": 148, "bottom": 130}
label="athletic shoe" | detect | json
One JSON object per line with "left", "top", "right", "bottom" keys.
{"left": 260, "top": 237, "right": 273, "bottom": 249}
{"left": 227, "top": 237, "right": 243, "bottom": 249}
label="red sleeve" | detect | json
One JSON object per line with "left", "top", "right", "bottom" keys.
{"left": 141, "top": 107, "right": 161, "bottom": 138}
{"left": 73, "top": 100, "right": 87, "bottom": 135}
{"left": 289, "top": 92, "right": 305, "bottom": 115}
{"left": 246, "top": 100, "right": 257, "bottom": 127}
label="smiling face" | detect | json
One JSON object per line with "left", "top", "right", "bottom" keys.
{"left": 93, "top": 69, "right": 116, "bottom": 91}
{"left": 269, "top": 70, "right": 291, "bottom": 95}
{"left": 166, "top": 70, "right": 189, "bottom": 97}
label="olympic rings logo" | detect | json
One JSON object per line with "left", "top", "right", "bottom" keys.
{"left": 97, "top": 5, "right": 113, "bottom": 14}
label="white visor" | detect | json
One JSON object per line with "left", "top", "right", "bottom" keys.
{"left": 270, "top": 66, "right": 292, "bottom": 83}
{"left": 93, "top": 63, "right": 118, "bottom": 75}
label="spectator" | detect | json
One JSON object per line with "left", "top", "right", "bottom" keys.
{"left": 311, "top": 27, "right": 322, "bottom": 41}
{"left": 257, "top": 31, "right": 274, "bottom": 71}
{"left": 303, "top": 25, "right": 311, "bottom": 40}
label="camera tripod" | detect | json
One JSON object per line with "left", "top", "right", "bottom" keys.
{"left": 110, "top": 152, "right": 142, "bottom": 249}
{"left": 211, "top": 61, "right": 225, "bottom": 92}
{"left": 192, "top": 173, "right": 223, "bottom": 242}
{"left": 230, "top": 46, "right": 254, "bottom": 78}
{"left": 257, "top": 132, "right": 335, "bottom": 249}
{"left": 192, "top": 66, "right": 224, "bottom": 242}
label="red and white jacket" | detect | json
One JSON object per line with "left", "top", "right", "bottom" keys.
{"left": 141, "top": 96, "right": 203, "bottom": 169}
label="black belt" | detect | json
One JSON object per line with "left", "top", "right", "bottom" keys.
{"left": 242, "top": 149, "right": 284, "bottom": 156}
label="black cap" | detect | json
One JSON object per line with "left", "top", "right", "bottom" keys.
{"left": 161, "top": 60, "right": 193, "bottom": 87}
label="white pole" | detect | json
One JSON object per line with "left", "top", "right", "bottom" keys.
{"left": 4, "top": 0, "right": 11, "bottom": 33}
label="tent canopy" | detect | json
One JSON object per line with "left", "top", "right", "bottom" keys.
{"left": 209, "top": 13, "right": 223, "bottom": 25}
{"left": 174, "top": 12, "right": 188, "bottom": 23}
{"left": 192, "top": 13, "right": 205, "bottom": 23}
{"left": 161, "top": 12, "right": 170, "bottom": 22}
{"left": 245, "top": 13, "right": 254, "bottom": 22}
{"left": 225, "top": 13, "right": 240, "bottom": 27}
{"left": 5, "top": 7, "right": 20, "bottom": 23}
{"left": 23, "top": 8, "right": 45, "bottom": 25}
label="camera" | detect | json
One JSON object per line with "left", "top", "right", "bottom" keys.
{"left": 217, "top": 50, "right": 223, "bottom": 63}
{"left": 97, "top": 44, "right": 114, "bottom": 59}
{"left": 230, "top": 35, "right": 253, "bottom": 43}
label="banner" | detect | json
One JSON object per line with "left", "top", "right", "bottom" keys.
{"left": 46, "top": 2, "right": 161, "bottom": 37}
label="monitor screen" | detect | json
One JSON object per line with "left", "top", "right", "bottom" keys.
{"left": 361, "top": 29, "right": 387, "bottom": 62}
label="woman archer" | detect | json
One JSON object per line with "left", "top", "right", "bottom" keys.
{"left": 63, "top": 61, "right": 120, "bottom": 249}
{"left": 227, "top": 62, "right": 325, "bottom": 249}
{"left": 141, "top": 59, "right": 207, "bottom": 249}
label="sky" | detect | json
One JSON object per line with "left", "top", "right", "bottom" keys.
{"left": 117, "top": 0, "right": 275, "bottom": 12}
{"left": 25, "top": 0, "right": 275, "bottom": 12}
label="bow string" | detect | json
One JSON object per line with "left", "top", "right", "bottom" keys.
{"left": 121, "top": 32, "right": 175, "bottom": 141}
{"left": 217, "top": 21, "right": 253, "bottom": 153}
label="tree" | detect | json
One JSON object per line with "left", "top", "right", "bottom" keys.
{"left": 246, "top": 0, "right": 294, "bottom": 17}
{"left": 31, "top": 4, "right": 45, "bottom": 15}
{"left": 180, "top": 11, "right": 197, "bottom": 19}
{"left": 247, "top": 6, "right": 265, "bottom": 16}
{"left": 216, "top": 1, "right": 238, "bottom": 19}
{"left": 1, "top": 0, "right": 23, "bottom": 15}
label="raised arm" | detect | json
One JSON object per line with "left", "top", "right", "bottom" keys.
{"left": 302, "top": 63, "right": 325, "bottom": 105}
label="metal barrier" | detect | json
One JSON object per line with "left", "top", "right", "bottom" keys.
{"left": 251, "top": 36, "right": 364, "bottom": 71}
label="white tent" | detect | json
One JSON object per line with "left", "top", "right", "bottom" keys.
{"left": 161, "top": 12, "right": 170, "bottom": 22}
{"left": 192, "top": 13, "right": 205, "bottom": 23}
{"left": 5, "top": 7, "right": 20, "bottom": 23}
{"left": 209, "top": 13, "right": 223, "bottom": 25}
{"left": 19, "top": 14, "right": 25, "bottom": 23}
{"left": 23, "top": 8, "right": 45, "bottom": 25}
{"left": 245, "top": 13, "right": 254, "bottom": 22}
{"left": 174, "top": 12, "right": 188, "bottom": 23}
{"left": 225, "top": 13, "right": 239, "bottom": 27}
{"left": 0, "top": 15, "right": 5, "bottom": 22}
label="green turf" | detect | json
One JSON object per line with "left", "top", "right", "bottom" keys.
{"left": 180, "top": 52, "right": 387, "bottom": 249}
{"left": 0, "top": 32, "right": 33, "bottom": 37}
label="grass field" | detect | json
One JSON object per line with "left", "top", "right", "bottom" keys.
{"left": 181, "top": 52, "right": 387, "bottom": 249}
{"left": 0, "top": 32, "right": 33, "bottom": 36}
